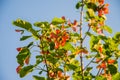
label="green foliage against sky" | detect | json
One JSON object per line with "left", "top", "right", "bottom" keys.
{"left": 12, "top": 0, "right": 120, "bottom": 80}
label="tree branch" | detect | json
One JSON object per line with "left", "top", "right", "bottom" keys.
{"left": 79, "top": 0, "right": 84, "bottom": 79}
{"left": 82, "top": 26, "right": 91, "bottom": 41}
{"left": 83, "top": 54, "right": 97, "bottom": 71}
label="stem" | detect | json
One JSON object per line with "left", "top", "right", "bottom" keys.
{"left": 44, "top": 54, "right": 49, "bottom": 78}
{"left": 40, "top": 35, "right": 49, "bottom": 78}
{"left": 100, "top": 68, "right": 104, "bottom": 75}
{"left": 63, "top": 52, "right": 68, "bottom": 77}
{"left": 83, "top": 54, "right": 96, "bottom": 71}
{"left": 82, "top": 26, "right": 90, "bottom": 41}
{"left": 35, "top": 66, "right": 47, "bottom": 72}
{"left": 79, "top": 0, "right": 84, "bottom": 79}
{"left": 96, "top": 68, "right": 101, "bottom": 76}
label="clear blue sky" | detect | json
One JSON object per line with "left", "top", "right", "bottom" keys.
{"left": 0, "top": 0, "right": 120, "bottom": 80}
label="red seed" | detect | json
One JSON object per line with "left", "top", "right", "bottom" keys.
{"left": 108, "top": 59, "right": 115, "bottom": 64}
{"left": 55, "top": 41, "right": 59, "bottom": 49}
{"left": 98, "top": 0, "right": 104, "bottom": 5}
{"left": 103, "top": 7, "right": 109, "bottom": 14}
{"left": 15, "top": 29, "right": 21, "bottom": 32}
{"left": 25, "top": 56, "right": 30, "bottom": 65}
{"left": 16, "top": 65, "right": 22, "bottom": 73}
{"left": 97, "top": 62, "right": 106, "bottom": 69}
{"left": 67, "top": 19, "right": 72, "bottom": 26}
{"left": 61, "top": 41, "right": 66, "bottom": 46}
{"left": 58, "top": 71, "right": 63, "bottom": 78}
{"left": 98, "top": 46, "right": 102, "bottom": 53}
{"left": 98, "top": 10, "right": 103, "bottom": 16}
{"left": 61, "top": 16, "right": 65, "bottom": 20}
{"left": 73, "top": 20, "right": 77, "bottom": 25}
{"left": 56, "top": 29, "right": 61, "bottom": 34}
{"left": 16, "top": 47, "right": 22, "bottom": 52}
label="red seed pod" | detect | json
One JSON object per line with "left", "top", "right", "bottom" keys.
{"left": 57, "top": 71, "right": 63, "bottom": 78}
{"left": 103, "top": 7, "right": 109, "bottom": 14}
{"left": 98, "top": 46, "right": 102, "bottom": 53}
{"left": 98, "top": 9, "right": 103, "bottom": 16}
{"left": 49, "top": 71, "right": 55, "bottom": 78}
{"left": 25, "top": 56, "right": 30, "bottom": 65}
{"left": 98, "top": 0, "right": 104, "bottom": 5}
{"left": 16, "top": 65, "right": 22, "bottom": 73}
{"left": 55, "top": 41, "right": 59, "bottom": 49}
{"left": 15, "top": 29, "right": 21, "bottom": 32}
{"left": 16, "top": 47, "right": 22, "bottom": 52}
{"left": 56, "top": 29, "right": 61, "bottom": 34}
{"left": 61, "top": 41, "right": 66, "bottom": 46}
{"left": 97, "top": 62, "right": 106, "bottom": 69}
{"left": 108, "top": 59, "right": 115, "bottom": 65}
{"left": 50, "top": 32, "right": 57, "bottom": 38}
{"left": 73, "top": 20, "right": 77, "bottom": 25}
{"left": 96, "top": 58, "right": 102, "bottom": 63}
{"left": 72, "top": 25, "right": 78, "bottom": 32}
{"left": 67, "top": 19, "right": 72, "bottom": 26}
{"left": 61, "top": 16, "right": 65, "bottom": 20}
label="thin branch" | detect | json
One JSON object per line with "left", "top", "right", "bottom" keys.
{"left": 44, "top": 54, "right": 49, "bottom": 78}
{"left": 96, "top": 68, "right": 102, "bottom": 76}
{"left": 34, "top": 66, "right": 47, "bottom": 72}
{"left": 83, "top": 54, "right": 97, "bottom": 71}
{"left": 40, "top": 35, "right": 49, "bottom": 78}
{"left": 79, "top": 0, "right": 84, "bottom": 79}
{"left": 100, "top": 68, "right": 104, "bottom": 75}
{"left": 82, "top": 26, "right": 91, "bottom": 41}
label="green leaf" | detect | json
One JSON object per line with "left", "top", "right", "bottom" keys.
{"left": 49, "top": 42, "right": 55, "bottom": 50}
{"left": 62, "top": 42, "right": 75, "bottom": 52}
{"left": 13, "top": 19, "right": 32, "bottom": 30}
{"left": 76, "top": 1, "right": 83, "bottom": 9}
{"left": 72, "top": 71, "right": 82, "bottom": 80}
{"left": 20, "top": 36, "right": 32, "bottom": 41}
{"left": 86, "top": 2, "right": 97, "bottom": 11}
{"left": 19, "top": 65, "right": 34, "bottom": 78}
{"left": 87, "top": 9, "right": 95, "bottom": 18}
{"left": 35, "top": 55, "right": 43, "bottom": 65}
{"left": 39, "top": 71, "right": 43, "bottom": 75}
{"left": 98, "top": 35, "right": 107, "bottom": 41}
{"left": 86, "top": 32, "right": 93, "bottom": 37}
{"left": 112, "top": 73, "right": 120, "bottom": 80}
{"left": 101, "top": 25, "right": 112, "bottom": 33}
{"left": 56, "top": 68, "right": 63, "bottom": 72}
{"left": 73, "top": 33, "right": 80, "bottom": 37}
{"left": 95, "top": 76, "right": 107, "bottom": 80}
{"left": 51, "top": 17, "right": 65, "bottom": 25}
{"left": 86, "top": 67, "right": 92, "bottom": 72}
{"left": 114, "top": 32, "right": 120, "bottom": 40}
{"left": 66, "top": 64, "right": 78, "bottom": 71}
{"left": 30, "top": 29, "right": 39, "bottom": 40}
{"left": 108, "top": 65, "right": 117, "bottom": 75}
{"left": 33, "top": 76, "right": 45, "bottom": 80}
{"left": 90, "top": 35, "right": 99, "bottom": 51}
{"left": 34, "top": 21, "right": 49, "bottom": 28}
{"left": 27, "top": 42, "right": 34, "bottom": 48}
{"left": 46, "top": 55, "right": 58, "bottom": 64}
{"left": 56, "top": 49, "right": 66, "bottom": 57}
{"left": 13, "top": 19, "right": 39, "bottom": 39}
{"left": 16, "top": 47, "right": 31, "bottom": 65}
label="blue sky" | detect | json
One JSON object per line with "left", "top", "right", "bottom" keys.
{"left": 0, "top": 0, "right": 120, "bottom": 80}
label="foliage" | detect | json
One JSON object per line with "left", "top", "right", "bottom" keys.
{"left": 13, "top": 0, "right": 120, "bottom": 80}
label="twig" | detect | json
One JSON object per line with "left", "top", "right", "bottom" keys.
{"left": 39, "top": 35, "right": 49, "bottom": 78}
{"left": 79, "top": 0, "right": 84, "bottom": 79}
{"left": 34, "top": 66, "right": 47, "bottom": 72}
{"left": 82, "top": 26, "right": 91, "bottom": 41}
{"left": 83, "top": 54, "right": 97, "bottom": 71}
{"left": 97, "top": 68, "right": 101, "bottom": 76}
